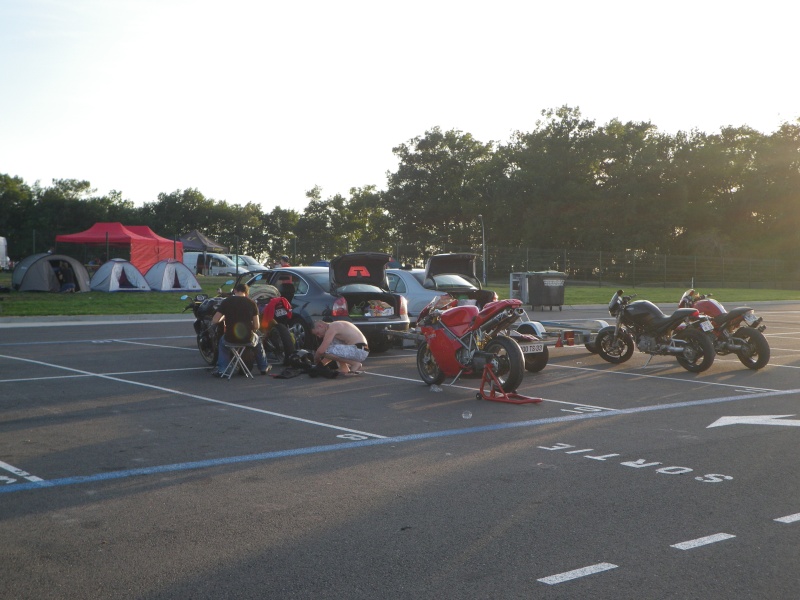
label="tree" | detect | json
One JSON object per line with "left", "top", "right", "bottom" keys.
{"left": 384, "top": 127, "right": 495, "bottom": 261}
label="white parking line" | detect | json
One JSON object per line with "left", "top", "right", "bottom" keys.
{"left": 670, "top": 533, "right": 736, "bottom": 550}
{"left": 774, "top": 513, "right": 800, "bottom": 524}
{"left": 0, "top": 353, "right": 388, "bottom": 440}
{"left": 538, "top": 562, "right": 618, "bottom": 584}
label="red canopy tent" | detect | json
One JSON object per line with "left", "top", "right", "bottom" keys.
{"left": 126, "top": 226, "right": 183, "bottom": 266}
{"left": 55, "top": 222, "right": 183, "bottom": 273}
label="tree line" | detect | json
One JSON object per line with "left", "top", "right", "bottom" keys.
{"left": 2, "top": 106, "right": 799, "bottom": 271}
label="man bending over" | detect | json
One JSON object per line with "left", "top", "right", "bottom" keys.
{"left": 312, "top": 320, "right": 369, "bottom": 376}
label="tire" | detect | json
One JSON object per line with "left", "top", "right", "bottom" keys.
{"left": 525, "top": 345, "right": 549, "bottom": 373}
{"left": 514, "top": 324, "right": 549, "bottom": 372}
{"left": 263, "top": 323, "right": 295, "bottom": 365}
{"left": 417, "top": 343, "right": 445, "bottom": 386}
{"left": 366, "top": 333, "right": 391, "bottom": 353}
{"left": 585, "top": 341, "right": 598, "bottom": 354}
{"left": 484, "top": 336, "right": 525, "bottom": 393}
{"left": 288, "top": 316, "right": 314, "bottom": 351}
{"left": 197, "top": 322, "right": 218, "bottom": 365}
{"left": 675, "top": 328, "right": 716, "bottom": 373}
{"left": 734, "top": 327, "right": 770, "bottom": 370}
{"left": 595, "top": 327, "right": 634, "bottom": 364}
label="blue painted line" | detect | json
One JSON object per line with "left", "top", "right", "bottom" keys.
{"left": 2, "top": 386, "right": 798, "bottom": 495}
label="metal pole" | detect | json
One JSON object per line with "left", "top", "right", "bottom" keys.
{"left": 477, "top": 214, "right": 486, "bottom": 285}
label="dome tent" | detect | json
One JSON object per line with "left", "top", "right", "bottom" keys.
{"left": 11, "top": 253, "right": 91, "bottom": 292}
{"left": 90, "top": 258, "right": 151, "bottom": 292}
{"left": 145, "top": 259, "right": 202, "bottom": 292}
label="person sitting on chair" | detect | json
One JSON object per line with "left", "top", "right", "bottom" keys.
{"left": 312, "top": 319, "right": 369, "bottom": 376}
{"left": 210, "top": 283, "right": 269, "bottom": 376}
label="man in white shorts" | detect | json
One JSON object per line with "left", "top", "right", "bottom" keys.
{"left": 312, "top": 320, "right": 369, "bottom": 376}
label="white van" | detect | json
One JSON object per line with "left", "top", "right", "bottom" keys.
{"left": 225, "top": 254, "right": 263, "bottom": 272}
{"left": 182, "top": 252, "right": 248, "bottom": 276}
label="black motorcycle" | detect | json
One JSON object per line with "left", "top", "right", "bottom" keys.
{"left": 595, "top": 290, "right": 716, "bottom": 373}
{"left": 182, "top": 285, "right": 294, "bottom": 369}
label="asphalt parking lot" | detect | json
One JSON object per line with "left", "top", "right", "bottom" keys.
{"left": 1, "top": 302, "right": 799, "bottom": 599}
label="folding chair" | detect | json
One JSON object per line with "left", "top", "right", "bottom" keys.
{"left": 220, "top": 339, "right": 256, "bottom": 379}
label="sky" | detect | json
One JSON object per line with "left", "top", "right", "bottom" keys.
{"left": 1, "top": 0, "right": 797, "bottom": 214}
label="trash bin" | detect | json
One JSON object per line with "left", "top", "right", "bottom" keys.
{"left": 527, "top": 271, "right": 566, "bottom": 311}
{"left": 509, "top": 272, "right": 529, "bottom": 303}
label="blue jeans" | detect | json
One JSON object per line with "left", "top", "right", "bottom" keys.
{"left": 217, "top": 333, "right": 268, "bottom": 372}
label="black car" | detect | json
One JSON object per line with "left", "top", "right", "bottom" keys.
{"left": 242, "top": 252, "right": 410, "bottom": 352}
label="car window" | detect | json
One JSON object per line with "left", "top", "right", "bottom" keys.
{"left": 432, "top": 274, "right": 477, "bottom": 289}
{"left": 387, "top": 273, "right": 407, "bottom": 293}
{"left": 307, "top": 272, "right": 330, "bottom": 292}
{"left": 272, "top": 272, "right": 308, "bottom": 295}
{"left": 337, "top": 283, "right": 384, "bottom": 293}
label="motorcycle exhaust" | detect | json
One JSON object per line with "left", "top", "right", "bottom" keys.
{"left": 478, "top": 307, "right": 521, "bottom": 332}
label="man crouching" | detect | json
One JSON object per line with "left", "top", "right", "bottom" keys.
{"left": 312, "top": 320, "right": 369, "bottom": 376}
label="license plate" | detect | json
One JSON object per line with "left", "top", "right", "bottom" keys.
{"left": 519, "top": 343, "right": 544, "bottom": 354}
{"left": 700, "top": 320, "right": 714, "bottom": 332}
{"left": 743, "top": 312, "right": 759, "bottom": 325}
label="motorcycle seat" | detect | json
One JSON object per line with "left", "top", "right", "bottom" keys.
{"left": 650, "top": 308, "right": 698, "bottom": 332}
{"left": 713, "top": 306, "right": 752, "bottom": 327}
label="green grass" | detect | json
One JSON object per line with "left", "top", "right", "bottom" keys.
{"left": 1, "top": 271, "right": 798, "bottom": 317}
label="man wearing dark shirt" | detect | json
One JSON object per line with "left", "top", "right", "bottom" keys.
{"left": 210, "top": 283, "right": 269, "bottom": 376}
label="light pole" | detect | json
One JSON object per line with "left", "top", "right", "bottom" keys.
{"left": 477, "top": 214, "right": 486, "bottom": 285}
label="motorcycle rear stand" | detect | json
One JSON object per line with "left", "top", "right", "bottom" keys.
{"left": 476, "top": 364, "right": 542, "bottom": 405}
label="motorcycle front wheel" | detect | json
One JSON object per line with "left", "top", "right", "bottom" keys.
{"left": 675, "top": 328, "right": 715, "bottom": 373}
{"left": 484, "top": 336, "right": 525, "bottom": 393}
{"left": 595, "top": 327, "right": 634, "bottom": 364}
{"left": 734, "top": 327, "right": 770, "bottom": 370}
{"left": 417, "top": 343, "right": 445, "bottom": 386}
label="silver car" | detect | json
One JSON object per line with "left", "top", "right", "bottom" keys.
{"left": 387, "top": 253, "right": 496, "bottom": 323}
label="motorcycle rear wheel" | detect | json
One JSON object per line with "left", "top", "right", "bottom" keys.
{"left": 417, "top": 343, "right": 445, "bottom": 386}
{"left": 484, "top": 336, "right": 525, "bottom": 393}
{"left": 595, "top": 327, "right": 634, "bottom": 364}
{"left": 675, "top": 328, "right": 715, "bottom": 373}
{"left": 263, "top": 323, "right": 295, "bottom": 366}
{"left": 197, "top": 326, "right": 217, "bottom": 366}
{"left": 734, "top": 327, "right": 770, "bottom": 370}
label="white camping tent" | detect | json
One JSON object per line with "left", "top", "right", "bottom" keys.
{"left": 145, "top": 259, "right": 202, "bottom": 291}
{"left": 90, "top": 258, "right": 151, "bottom": 291}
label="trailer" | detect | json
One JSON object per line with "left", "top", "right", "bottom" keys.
{"left": 511, "top": 317, "right": 608, "bottom": 353}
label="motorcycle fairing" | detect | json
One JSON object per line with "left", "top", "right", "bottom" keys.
{"left": 439, "top": 304, "right": 480, "bottom": 336}
{"left": 425, "top": 327, "right": 469, "bottom": 375}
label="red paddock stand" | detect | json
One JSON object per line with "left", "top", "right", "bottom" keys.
{"left": 477, "top": 364, "right": 542, "bottom": 405}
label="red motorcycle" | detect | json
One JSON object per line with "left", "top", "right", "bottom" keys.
{"left": 679, "top": 290, "right": 770, "bottom": 370}
{"left": 416, "top": 294, "right": 528, "bottom": 393}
